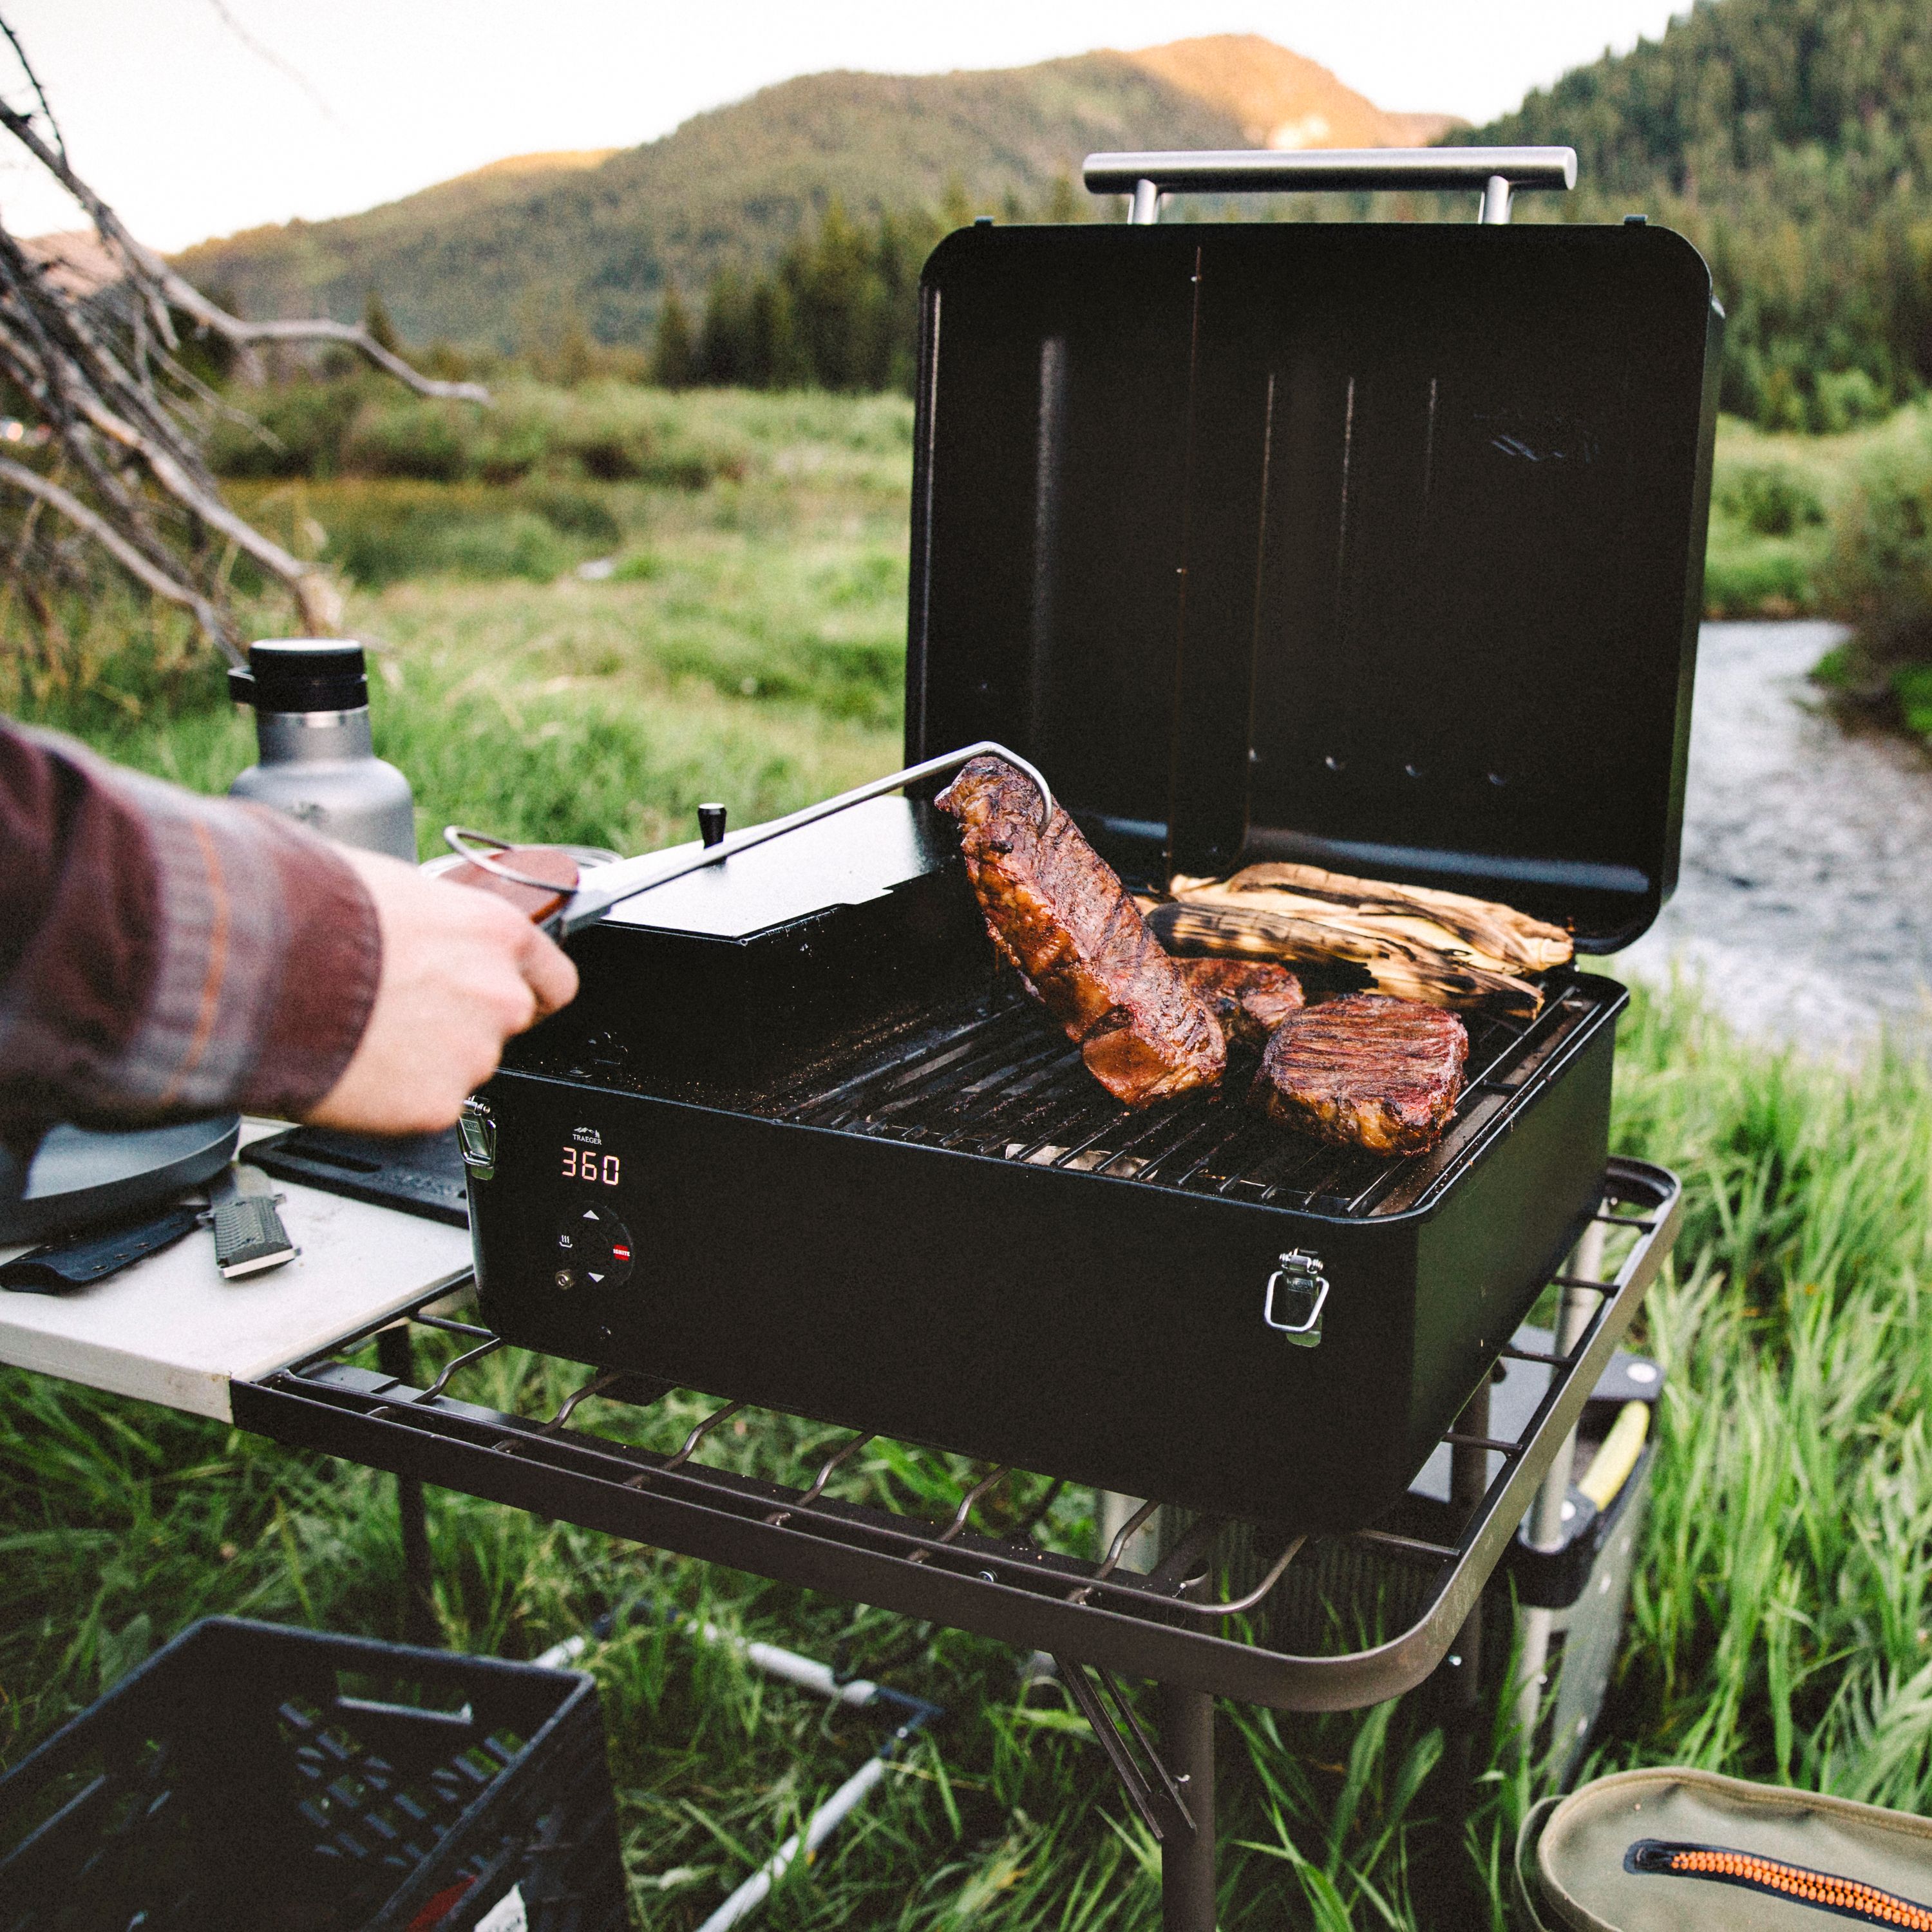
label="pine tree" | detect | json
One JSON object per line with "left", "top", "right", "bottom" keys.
{"left": 749, "top": 276, "right": 801, "bottom": 389}
{"left": 1043, "top": 171, "right": 1083, "bottom": 225}
{"left": 697, "top": 270, "right": 752, "bottom": 386}
{"left": 363, "top": 289, "right": 401, "bottom": 355}
{"left": 652, "top": 284, "right": 696, "bottom": 388}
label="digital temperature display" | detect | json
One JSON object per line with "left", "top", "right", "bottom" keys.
{"left": 561, "top": 1146, "right": 620, "bottom": 1185}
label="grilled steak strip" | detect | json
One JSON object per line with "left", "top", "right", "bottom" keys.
{"left": 1177, "top": 958, "right": 1305, "bottom": 1050}
{"left": 936, "top": 755, "right": 1225, "bottom": 1106}
{"left": 1250, "top": 992, "right": 1468, "bottom": 1156}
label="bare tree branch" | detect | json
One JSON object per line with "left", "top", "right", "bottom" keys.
{"left": 169, "top": 299, "right": 495, "bottom": 405}
{"left": 204, "top": 0, "right": 341, "bottom": 126}
{"left": 0, "top": 457, "right": 233, "bottom": 643}
{"left": 0, "top": 10, "right": 486, "bottom": 661}
{"left": 0, "top": 14, "right": 63, "bottom": 164}
{"left": 0, "top": 97, "right": 490, "bottom": 402}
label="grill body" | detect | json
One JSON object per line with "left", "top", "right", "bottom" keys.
{"left": 471, "top": 208, "right": 1718, "bottom": 1533}
{"left": 473, "top": 802, "right": 1622, "bottom": 1530}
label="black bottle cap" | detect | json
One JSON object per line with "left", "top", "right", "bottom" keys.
{"left": 236, "top": 639, "right": 368, "bottom": 713}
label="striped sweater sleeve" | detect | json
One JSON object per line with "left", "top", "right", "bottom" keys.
{"left": 0, "top": 721, "right": 381, "bottom": 1141}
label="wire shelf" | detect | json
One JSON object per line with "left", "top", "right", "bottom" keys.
{"left": 234, "top": 1159, "right": 1678, "bottom": 1712}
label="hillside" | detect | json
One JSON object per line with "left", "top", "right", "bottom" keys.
{"left": 173, "top": 36, "right": 1457, "bottom": 352}
{"left": 1459, "top": 0, "right": 1932, "bottom": 428}
{"left": 1124, "top": 34, "right": 1459, "bottom": 151}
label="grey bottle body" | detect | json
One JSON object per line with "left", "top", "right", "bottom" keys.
{"left": 230, "top": 708, "right": 417, "bottom": 860}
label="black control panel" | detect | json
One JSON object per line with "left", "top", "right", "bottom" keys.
{"left": 551, "top": 1203, "right": 633, "bottom": 1292}
{"left": 544, "top": 1133, "right": 632, "bottom": 1294}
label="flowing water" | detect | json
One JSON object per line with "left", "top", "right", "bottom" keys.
{"left": 1617, "top": 620, "right": 1932, "bottom": 1052}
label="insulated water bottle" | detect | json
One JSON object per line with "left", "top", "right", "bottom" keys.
{"left": 227, "top": 638, "right": 416, "bottom": 860}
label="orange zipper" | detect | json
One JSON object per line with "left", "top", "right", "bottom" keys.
{"left": 1627, "top": 1838, "right": 1932, "bottom": 1926}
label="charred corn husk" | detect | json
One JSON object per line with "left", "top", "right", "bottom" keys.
{"left": 1144, "top": 902, "right": 1546, "bottom": 1018}
{"left": 1170, "top": 863, "right": 1573, "bottom": 975}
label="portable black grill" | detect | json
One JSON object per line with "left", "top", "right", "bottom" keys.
{"left": 462, "top": 147, "right": 1721, "bottom": 1535}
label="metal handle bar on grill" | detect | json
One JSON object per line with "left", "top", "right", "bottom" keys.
{"left": 444, "top": 739, "right": 1052, "bottom": 938}
{"left": 1084, "top": 144, "right": 1577, "bottom": 226}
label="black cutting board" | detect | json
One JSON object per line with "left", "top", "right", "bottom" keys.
{"left": 247, "top": 1124, "right": 469, "bottom": 1226}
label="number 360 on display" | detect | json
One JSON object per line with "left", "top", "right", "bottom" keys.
{"left": 561, "top": 1146, "right": 620, "bottom": 1185}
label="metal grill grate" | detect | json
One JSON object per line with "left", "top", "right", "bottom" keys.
{"left": 777, "top": 976, "right": 1615, "bottom": 1217}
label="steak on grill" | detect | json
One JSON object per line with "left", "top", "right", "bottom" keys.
{"left": 1177, "top": 958, "right": 1305, "bottom": 1050}
{"left": 1250, "top": 993, "right": 1468, "bottom": 1155}
{"left": 936, "top": 756, "right": 1226, "bottom": 1106}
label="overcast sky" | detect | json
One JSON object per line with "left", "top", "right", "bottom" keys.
{"left": 1, "top": 2, "right": 1689, "bottom": 251}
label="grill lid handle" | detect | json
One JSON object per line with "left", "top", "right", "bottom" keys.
{"left": 1084, "top": 146, "right": 1577, "bottom": 225}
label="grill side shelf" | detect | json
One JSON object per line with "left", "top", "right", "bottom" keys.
{"left": 233, "top": 1159, "right": 1678, "bottom": 1711}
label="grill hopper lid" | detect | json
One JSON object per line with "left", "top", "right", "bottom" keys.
{"left": 905, "top": 219, "right": 1721, "bottom": 951}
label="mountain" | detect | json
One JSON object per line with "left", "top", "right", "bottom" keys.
{"left": 1458, "top": 0, "right": 1932, "bottom": 428}
{"left": 1127, "top": 34, "right": 1459, "bottom": 151}
{"left": 172, "top": 37, "right": 1459, "bottom": 352}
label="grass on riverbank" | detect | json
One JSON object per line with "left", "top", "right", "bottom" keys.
{"left": 5, "top": 387, "right": 1932, "bottom": 1925}
{"left": 1708, "top": 406, "right": 1932, "bottom": 749}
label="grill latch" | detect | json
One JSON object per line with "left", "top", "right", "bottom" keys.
{"left": 457, "top": 1097, "right": 497, "bottom": 1182}
{"left": 1264, "top": 1251, "right": 1329, "bottom": 1349}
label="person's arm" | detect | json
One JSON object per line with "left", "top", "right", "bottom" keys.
{"left": 0, "top": 721, "right": 575, "bottom": 1142}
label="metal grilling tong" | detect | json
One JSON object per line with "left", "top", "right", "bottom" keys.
{"left": 441, "top": 741, "right": 1052, "bottom": 937}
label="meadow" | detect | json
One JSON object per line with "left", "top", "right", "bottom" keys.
{"left": 4, "top": 388, "right": 1932, "bottom": 1927}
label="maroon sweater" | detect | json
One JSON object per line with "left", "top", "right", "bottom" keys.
{"left": 0, "top": 721, "right": 381, "bottom": 1142}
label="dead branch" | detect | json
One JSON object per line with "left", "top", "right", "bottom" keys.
{"left": 0, "top": 456, "right": 232, "bottom": 642}
{"left": 0, "top": 12, "right": 485, "bottom": 661}
{"left": 0, "top": 98, "right": 489, "bottom": 403}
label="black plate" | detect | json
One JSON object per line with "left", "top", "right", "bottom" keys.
{"left": 0, "top": 1115, "right": 240, "bottom": 1244}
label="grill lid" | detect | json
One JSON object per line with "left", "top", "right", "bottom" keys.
{"left": 906, "top": 216, "right": 1721, "bottom": 951}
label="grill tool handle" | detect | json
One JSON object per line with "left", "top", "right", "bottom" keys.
{"left": 1084, "top": 146, "right": 1577, "bottom": 225}
{"left": 441, "top": 741, "right": 1053, "bottom": 938}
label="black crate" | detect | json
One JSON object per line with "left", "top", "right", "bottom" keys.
{"left": 0, "top": 1618, "right": 630, "bottom": 1932}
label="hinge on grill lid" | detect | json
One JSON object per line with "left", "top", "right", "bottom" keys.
{"left": 1264, "top": 1250, "right": 1328, "bottom": 1348}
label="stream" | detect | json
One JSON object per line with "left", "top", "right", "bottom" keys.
{"left": 1616, "top": 620, "right": 1932, "bottom": 1053}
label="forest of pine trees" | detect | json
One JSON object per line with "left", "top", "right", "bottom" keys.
{"left": 1468, "top": 0, "right": 1932, "bottom": 430}
{"left": 655, "top": 180, "right": 1083, "bottom": 394}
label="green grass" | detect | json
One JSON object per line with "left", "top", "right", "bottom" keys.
{"left": 5, "top": 389, "right": 916, "bottom": 858}
{"left": 1703, "top": 413, "right": 1858, "bottom": 618}
{"left": 6, "top": 388, "right": 1932, "bottom": 1925}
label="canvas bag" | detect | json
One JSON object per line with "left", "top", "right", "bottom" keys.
{"left": 1515, "top": 1765, "right": 1932, "bottom": 1931}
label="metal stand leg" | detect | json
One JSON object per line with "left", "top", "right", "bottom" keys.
{"left": 375, "top": 1323, "right": 438, "bottom": 1647}
{"left": 1053, "top": 1659, "right": 1216, "bottom": 1931}
{"left": 1444, "top": 1377, "right": 1492, "bottom": 1797}
{"left": 1159, "top": 1682, "right": 1217, "bottom": 1932}
{"left": 1515, "top": 1220, "right": 1609, "bottom": 1752}
{"left": 1095, "top": 1489, "right": 1159, "bottom": 1572}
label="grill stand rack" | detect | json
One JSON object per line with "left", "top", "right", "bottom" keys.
{"left": 234, "top": 1157, "right": 1678, "bottom": 1929}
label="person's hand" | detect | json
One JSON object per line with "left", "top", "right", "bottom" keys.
{"left": 307, "top": 848, "right": 578, "bottom": 1134}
